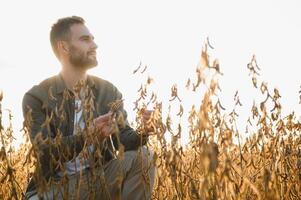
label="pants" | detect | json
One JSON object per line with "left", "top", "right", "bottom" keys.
{"left": 26, "top": 147, "right": 155, "bottom": 200}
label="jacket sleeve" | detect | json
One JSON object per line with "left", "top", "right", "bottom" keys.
{"left": 22, "top": 90, "right": 85, "bottom": 176}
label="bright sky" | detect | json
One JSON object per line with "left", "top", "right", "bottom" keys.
{"left": 0, "top": 0, "right": 301, "bottom": 146}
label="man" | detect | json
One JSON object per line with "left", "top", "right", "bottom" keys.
{"left": 23, "top": 16, "right": 155, "bottom": 200}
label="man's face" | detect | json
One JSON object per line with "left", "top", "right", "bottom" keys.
{"left": 67, "top": 24, "right": 98, "bottom": 70}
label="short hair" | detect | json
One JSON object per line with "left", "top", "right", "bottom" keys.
{"left": 50, "top": 16, "right": 85, "bottom": 58}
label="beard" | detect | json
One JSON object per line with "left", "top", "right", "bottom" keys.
{"left": 69, "top": 45, "right": 98, "bottom": 70}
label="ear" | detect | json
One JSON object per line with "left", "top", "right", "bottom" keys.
{"left": 57, "top": 41, "right": 69, "bottom": 54}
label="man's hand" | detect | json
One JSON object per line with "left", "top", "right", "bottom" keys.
{"left": 93, "top": 112, "right": 116, "bottom": 139}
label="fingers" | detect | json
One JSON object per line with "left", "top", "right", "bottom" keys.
{"left": 94, "top": 112, "right": 115, "bottom": 128}
{"left": 93, "top": 112, "right": 116, "bottom": 138}
{"left": 94, "top": 112, "right": 112, "bottom": 124}
{"left": 101, "top": 124, "right": 115, "bottom": 137}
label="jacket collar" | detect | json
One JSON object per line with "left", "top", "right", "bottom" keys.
{"left": 54, "top": 73, "right": 96, "bottom": 95}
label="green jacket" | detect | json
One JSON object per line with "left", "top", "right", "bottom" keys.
{"left": 22, "top": 74, "right": 146, "bottom": 193}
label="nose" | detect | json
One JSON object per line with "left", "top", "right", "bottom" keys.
{"left": 92, "top": 40, "right": 98, "bottom": 50}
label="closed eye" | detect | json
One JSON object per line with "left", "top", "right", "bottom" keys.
{"left": 79, "top": 35, "right": 94, "bottom": 42}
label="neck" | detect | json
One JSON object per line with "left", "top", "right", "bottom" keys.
{"left": 60, "top": 65, "right": 87, "bottom": 92}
